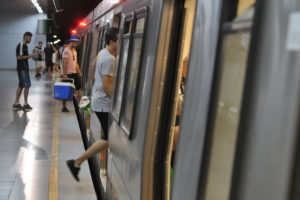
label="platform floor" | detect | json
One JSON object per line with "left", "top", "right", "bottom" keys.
{"left": 0, "top": 70, "right": 96, "bottom": 200}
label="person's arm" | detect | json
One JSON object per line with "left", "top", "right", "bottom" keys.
{"left": 51, "top": 44, "right": 57, "bottom": 52}
{"left": 76, "top": 63, "right": 82, "bottom": 77}
{"left": 101, "top": 58, "right": 115, "bottom": 99}
{"left": 102, "top": 75, "right": 113, "bottom": 99}
{"left": 62, "top": 58, "right": 68, "bottom": 80}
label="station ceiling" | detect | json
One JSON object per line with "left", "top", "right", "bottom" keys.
{"left": 52, "top": 0, "right": 101, "bottom": 42}
{"left": 0, "top": 0, "right": 48, "bottom": 14}
{"left": 0, "top": 0, "right": 100, "bottom": 42}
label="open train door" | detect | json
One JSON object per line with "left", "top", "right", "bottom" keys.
{"left": 172, "top": 0, "right": 300, "bottom": 200}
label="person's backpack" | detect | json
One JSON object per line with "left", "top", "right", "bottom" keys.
{"left": 32, "top": 47, "right": 39, "bottom": 61}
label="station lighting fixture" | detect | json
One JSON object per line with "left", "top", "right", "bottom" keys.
{"left": 53, "top": 35, "right": 57, "bottom": 38}
{"left": 71, "top": 29, "right": 77, "bottom": 34}
{"left": 31, "top": 0, "right": 43, "bottom": 14}
{"left": 79, "top": 21, "right": 87, "bottom": 28}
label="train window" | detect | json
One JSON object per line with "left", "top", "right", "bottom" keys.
{"left": 112, "top": 39, "right": 130, "bottom": 120}
{"left": 135, "top": 18, "right": 145, "bottom": 34}
{"left": 203, "top": 1, "right": 256, "bottom": 200}
{"left": 112, "top": 13, "right": 134, "bottom": 122}
{"left": 97, "top": 28, "right": 104, "bottom": 53}
{"left": 120, "top": 38, "right": 142, "bottom": 132}
{"left": 120, "top": 13, "right": 147, "bottom": 135}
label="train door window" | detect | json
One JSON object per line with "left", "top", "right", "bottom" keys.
{"left": 113, "top": 13, "right": 121, "bottom": 28}
{"left": 112, "top": 14, "right": 134, "bottom": 121}
{"left": 86, "top": 25, "right": 100, "bottom": 92}
{"left": 203, "top": 1, "right": 256, "bottom": 200}
{"left": 101, "top": 24, "right": 110, "bottom": 50}
{"left": 97, "top": 27, "right": 104, "bottom": 53}
{"left": 83, "top": 32, "right": 94, "bottom": 85}
{"left": 120, "top": 9, "right": 147, "bottom": 135}
{"left": 80, "top": 33, "right": 88, "bottom": 71}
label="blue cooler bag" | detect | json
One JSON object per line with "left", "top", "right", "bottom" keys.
{"left": 54, "top": 78, "right": 75, "bottom": 100}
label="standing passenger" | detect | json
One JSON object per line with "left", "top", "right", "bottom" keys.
{"left": 61, "top": 35, "right": 82, "bottom": 112}
{"left": 66, "top": 28, "right": 119, "bottom": 181}
{"left": 44, "top": 42, "right": 56, "bottom": 76}
{"left": 33, "top": 41, "right": 43, "bottom": 78}
{"left": 12, "top": 32, "right": 36, "bottom": 111}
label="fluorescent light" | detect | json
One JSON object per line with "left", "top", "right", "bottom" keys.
{"left": 53, "top": 35, "right": 57, "bottom": 38}
{"left": 31, "top": 0, "right": 43, "bottom": 14}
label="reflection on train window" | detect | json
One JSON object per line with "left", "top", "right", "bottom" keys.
{"left": 120, "top": 38, "right": 142, "bottom": 132}
{"left": 204, "top": 1, "right": 255, "bottom": 200}
{"left": 113, "top": 39, "right": 130, "bottom": 119}
{"left": 135, "top": 18, "right": 145, "bottom": 33}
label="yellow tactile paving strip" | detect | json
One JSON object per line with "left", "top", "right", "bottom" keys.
{"left": 49, "top": 101, "right": 59, "bottom": 200}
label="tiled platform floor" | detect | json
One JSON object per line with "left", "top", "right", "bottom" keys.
{"left": 0, "top": 70, "right": 96, "bottom": 200}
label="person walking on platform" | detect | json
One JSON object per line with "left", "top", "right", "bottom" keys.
{"left": 33, "top": 41, "right": 43, "bottom": 78}
{"left": 12, "top": 32, "right": 36, "bottom": 112}
{"left": 44, "top": 42, "right": 56, "bottom": 76}
{"left": 66, "top": 28, "right": 119, "bottom": 181}
{"left": 61, "top": 35, "right": 82, "bottom": 112}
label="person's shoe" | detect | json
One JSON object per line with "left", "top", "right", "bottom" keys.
{"left": 35, "top": 74, "right": 38, "bottom": 78}
{"left": 37, "top": 73, "right": 42, "bottom": 78}
{"left": 66, "top": 160, "right": 80, "bottom": 182}
{"left": 23, "top": 104, "right": 33, "bottom": 112}
{"left": 61, "top": 107, "right": 70, "bottom": 112}
{"left": 12, "top": 103, "right": 23, "bottom": 111}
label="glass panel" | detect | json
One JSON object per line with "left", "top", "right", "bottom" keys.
{"left": 124, "top": 21, "right": 132, "bottom": 34}
{"left": 120, "top": 38, "right": 143, "bottom": 132}
{"left": 112, "top": 39, "right": 130, "bottom": 119}
{"left": 135, "top": 18, "right": 145, "bottom": 33}
{"left": 204, "top": 31, "right": 251, "bottom": 200}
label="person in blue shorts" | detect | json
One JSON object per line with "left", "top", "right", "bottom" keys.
{"left": 12, "top": 32, "right": 36, "bottom": 112}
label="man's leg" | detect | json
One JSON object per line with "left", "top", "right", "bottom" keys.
{"left": 24, "top": 87, "right": 29, "bottom": 104}
{"left": 74, "top": 140, "right": 108, "bottom": 166}
{"left": 14, "top": 87, "right": 23, "bottom": 104}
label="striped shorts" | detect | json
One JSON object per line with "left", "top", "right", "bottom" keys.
{"left": 18, "top": 70, "right": 31, "bottom": 88}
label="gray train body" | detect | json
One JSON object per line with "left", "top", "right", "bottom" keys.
{"left": 76, "top": 0, "right": 300, "bottom": 200}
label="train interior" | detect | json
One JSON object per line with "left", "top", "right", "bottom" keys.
{"left": 165, "top": 0, "right": 256, "bottom": 199}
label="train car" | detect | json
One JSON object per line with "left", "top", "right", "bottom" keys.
{"left": 74, "top": 0, "right": 300, "bottom": 199}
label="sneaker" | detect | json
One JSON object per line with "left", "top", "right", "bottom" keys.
{"left": 61, "top": 107, "right": 70, "bottom": 112}
{"left": 23, "top": 104, "right": 33, "bottom": 112}
{"left": 12, "top": 103, "right": 23, "bottom": 111}
{"left": 66, "top": 160, "right": 80, "bottom": 182}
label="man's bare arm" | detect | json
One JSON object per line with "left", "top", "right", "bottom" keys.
{"left": 102, "top": 75, "right": 113, "bottom": 99}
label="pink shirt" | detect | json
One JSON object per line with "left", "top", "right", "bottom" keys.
{"left": 62, "top": 47, "right": 77, "bottom": 74}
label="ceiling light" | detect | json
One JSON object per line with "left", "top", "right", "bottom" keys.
{"left": 53, "top": 35, "right": 57, "bottom": 38}
{"left": 31, "top": 0, "right": 43, "bottom": 14}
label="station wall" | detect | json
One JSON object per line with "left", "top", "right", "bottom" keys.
{"left": 0, "top": 13, "right": 47, "bottom": 70}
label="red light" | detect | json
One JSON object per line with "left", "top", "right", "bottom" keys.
{"left": 79, "top": 21, "right": 87, "bottom": 27}
{"left": 71, "top": 29, "right": 77, "bottom": 34}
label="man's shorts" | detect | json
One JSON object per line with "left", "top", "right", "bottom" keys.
{"left": 67, "top": 73, "right": 81, "bottom": 90}
{"left": 18, "top": 70, "right": 31, "bottom": 88}
{"left": 46, "top": 60, "right": 53, "bottom": 71}
{"left": 95, "top": 112, "right": 108, "bottom": 140}
{"left": 35, "top": 61, "right": 43, "bottom": 69}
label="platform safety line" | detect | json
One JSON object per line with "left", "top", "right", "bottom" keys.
{"left": 49, "top": 102, "right": 59, "bottom": 200}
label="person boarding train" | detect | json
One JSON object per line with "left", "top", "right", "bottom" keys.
{"left": 66, "top": 27, "right": 119, "bottom": 181}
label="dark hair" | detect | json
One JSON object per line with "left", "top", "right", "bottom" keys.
{"left": 23, "top": 32, "right": 33, "bottom": 38}
{"left": 38, "top": 41, "right": 43, "bottom": 44}
{"left": 105, "top": 27, "right": 119, "bottom": 45}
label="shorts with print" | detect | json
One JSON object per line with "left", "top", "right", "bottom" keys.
{"left": 18, "top": 70, "right": 31, "bottom": 88}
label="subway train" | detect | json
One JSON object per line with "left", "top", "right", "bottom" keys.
{"left": 73, "top": 0, "right": 300, "bottom": 199}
